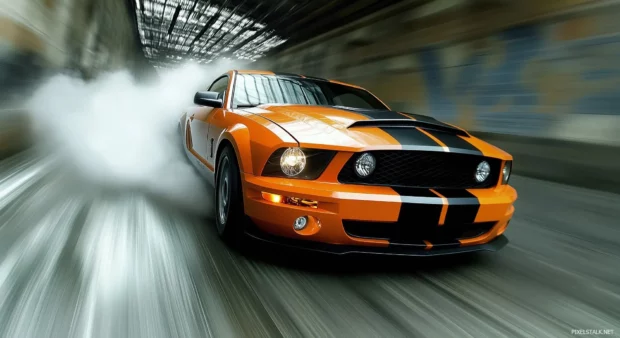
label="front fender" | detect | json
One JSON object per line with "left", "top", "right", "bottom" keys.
{"left": 217, "top": 121, "right": 298, "bottom": 176}
{"left": 220, "top": 124, "right": 252, "bottom": 174}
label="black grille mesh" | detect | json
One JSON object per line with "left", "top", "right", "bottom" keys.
{"left": 338, "top": 151, "right": 501, "bottom": 189}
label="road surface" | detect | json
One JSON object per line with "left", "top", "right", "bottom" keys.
{"left": 0, "top": 150, "right": 618, "bottom": 338}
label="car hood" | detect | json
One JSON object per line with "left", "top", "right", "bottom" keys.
{"left": 241, "top": 104, "right": 511, "bottom": 160}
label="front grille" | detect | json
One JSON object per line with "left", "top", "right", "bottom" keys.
{"left": 343, "top": 220, "right": 496, "bottom": 244}
{"left": 338, "top": 151, "right": 501, "bottom": 189}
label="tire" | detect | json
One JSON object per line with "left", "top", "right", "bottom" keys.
{"left": 215, "top": 145, "right": 247, "bottom": 247}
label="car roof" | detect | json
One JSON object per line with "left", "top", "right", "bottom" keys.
{"left": 234, "top": 70, "right": 363, "bottom": 89}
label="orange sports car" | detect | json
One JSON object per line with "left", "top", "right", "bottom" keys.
{"left": 179, "top": 70, "right": 517, "bottom": 256}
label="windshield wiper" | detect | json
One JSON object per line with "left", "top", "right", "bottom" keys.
{"left": 236, "top": 104, "right": 258, "bottom": 108}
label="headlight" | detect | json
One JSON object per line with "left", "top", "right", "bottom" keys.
{"left": 502, "top": 160, "right": 512, "bottom": 184}
{"left": 262, "top": 147, "right": 336, "bottom": 180}
{"left": 280, "top": 148, "right": 306, "bottom": 176}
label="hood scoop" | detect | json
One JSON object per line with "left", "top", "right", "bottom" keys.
{"left": 347, "top": 119, "right": 469, "bottom": 137}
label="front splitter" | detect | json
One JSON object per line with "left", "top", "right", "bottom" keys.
{"left": 244, "top": 226, "right": 508, "bottom": 257}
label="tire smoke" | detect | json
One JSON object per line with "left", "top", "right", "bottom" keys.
{"left": 26, "top": 61, "right": 243, "bottom": 216}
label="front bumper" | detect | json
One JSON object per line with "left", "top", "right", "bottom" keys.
{"left": 245, "top": 225, "right": 509, "bottom": 256}
{"left": 242, "top": 173, "right": 517, "bottom": 253}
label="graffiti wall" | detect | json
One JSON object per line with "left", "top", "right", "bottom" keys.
{"left": 377, "top": 12, "right": 620, "bottom": 137}
{"left": 267, "top": 8, "right": 620, "bottom": 143}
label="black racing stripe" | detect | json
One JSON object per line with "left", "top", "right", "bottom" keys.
{"left": 348, "top": 188, "right": 481, "bottom": 246}
{"left": 434, "top": 189, "right": 480, "bottom": 225}
{"left": 343, "top": 221, "right": 427, "bottom": 247}
{"left": 444, "top": 204, "right": 479, "bottom": 226}
{"left": 424, "top": 129, "right": 483, "bottom": 155}
{"left": 398, "top": 112, "right": 472, "bottom": 139}
{"left": 379, "top": 127, "right": 442, "bottom": 148}
{"left": 398, "top": 112, "right": 468, "bottom": 135}
{"left": 334, "top": 107, "right": 467, "bottom": 135}
{"left": 357, "top": 110, "right": 411, "bottom": 120}
{"left": 333, "top": 107, "right": 470, "bottom": 151}
{"left": 391, "top": 187, "right": 438, "bottom": 198}
{"left": 434, "top": 189, "right": 476, "bottom": 198}
{"left": 392, "top": 187, "right": 443, "bottom": 244}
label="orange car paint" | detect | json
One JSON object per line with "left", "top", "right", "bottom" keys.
{"left": 423, "top": 240, "right": 433, "bottom": 250}
{"left": 416, "top": 128, "right": 450, "bottom": 152}
{"left": 183, "top": 70, "right": 517, "bottom": 251}
{"left": 429, "top": 189, "right": 449, "bottom": 226}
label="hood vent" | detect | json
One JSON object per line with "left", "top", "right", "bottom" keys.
{"left": 347, "top": 119, "right": 469, "bottom": 137}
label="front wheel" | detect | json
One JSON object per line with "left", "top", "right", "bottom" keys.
{"left": 215, "top": 145, "right": 246, "bottom": 246}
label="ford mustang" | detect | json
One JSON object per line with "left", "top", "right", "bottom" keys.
{"left": 179, "top": 70, "right": 517, "bottom": 256}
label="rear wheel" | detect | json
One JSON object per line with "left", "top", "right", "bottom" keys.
{"left": 215, "top": 145, "right": 246, "bottom": 246}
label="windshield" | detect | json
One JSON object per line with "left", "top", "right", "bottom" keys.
{"left": 233, "top": 74, "right": 388, "bottom": 110}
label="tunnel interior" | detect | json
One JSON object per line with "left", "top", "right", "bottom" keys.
{"left": 131, "top": 0, "right": 410, "bottom": 67}
{"left": 0, "top": 0, "right": 619, "bottom": 337}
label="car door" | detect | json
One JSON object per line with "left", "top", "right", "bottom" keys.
{"left": 205, "top": 73, "right": 235, "bottom": 167}
{"left": 188, "top": 75, "right": 229, "bottom": 170}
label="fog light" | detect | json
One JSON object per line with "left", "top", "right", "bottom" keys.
{"left": 475, "top": 161, "right": 490, "bottom": 183}
{"left": 293, "top": 216, "right": 308, "bottom": 230}
{"left": 354, "top": 152, "right": 376, "bottom": 178}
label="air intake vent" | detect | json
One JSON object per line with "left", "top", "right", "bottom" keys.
{"left": 347, "top": 119, "right": 468, "bottom": 137}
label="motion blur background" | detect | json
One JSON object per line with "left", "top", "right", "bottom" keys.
{"left": 0, "top": 0, "right": 619, "bottom": 337}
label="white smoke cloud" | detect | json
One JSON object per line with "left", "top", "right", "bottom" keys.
{"left": 26, "top": 60, "right": 245, "bottom": 216}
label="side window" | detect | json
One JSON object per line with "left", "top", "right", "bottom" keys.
{"left": 208, "top": 76, "right": 229, "bottom": 99}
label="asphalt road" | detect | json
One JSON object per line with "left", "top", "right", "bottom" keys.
{"left": 0, "top": 150, "right": 619, "bottom": 338}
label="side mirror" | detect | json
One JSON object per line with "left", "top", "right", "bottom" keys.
{"left": 194, "top": 91, "right": 223, "bottom": 108}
